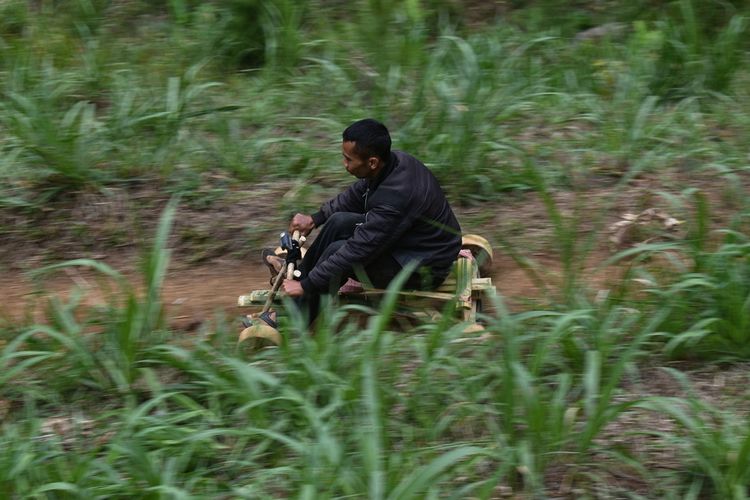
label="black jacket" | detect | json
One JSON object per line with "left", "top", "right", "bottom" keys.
{"left": 302, "top": 150, "right": 462, "bottom": 292}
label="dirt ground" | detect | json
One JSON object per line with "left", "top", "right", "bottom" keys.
{"left": 0, "top": 169, "right": 742, "bottom": 331}
{"left": 0, "top": 250, "right": 546, "bottom": 330}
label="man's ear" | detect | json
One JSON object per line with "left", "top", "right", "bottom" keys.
{"left": 368, "top": 156, "right": 380, "bottom": 170}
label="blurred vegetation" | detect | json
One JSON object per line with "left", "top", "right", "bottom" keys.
{"left": 0, "top": 0, "right": 748, "bottom": 208}
{"left": 2, "top": 0, "right": 750, "bottom": 496}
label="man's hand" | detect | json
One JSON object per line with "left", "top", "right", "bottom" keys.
{"left": 283, "top": 279, "right": 304, "bottom": 297}
{"left": 289, "top": 213, "right": 315, "bottom": 236}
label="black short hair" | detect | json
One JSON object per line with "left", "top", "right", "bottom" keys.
{"left": 342, "top": 118, "right": 391, "bottom": 162}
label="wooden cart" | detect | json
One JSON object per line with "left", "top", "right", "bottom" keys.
{"left": 238, "top": 234, "right": 495, "bottom": 343}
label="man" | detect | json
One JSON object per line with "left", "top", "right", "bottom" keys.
{"left": 269, "top": 118, "right": 462, "bottom": 325}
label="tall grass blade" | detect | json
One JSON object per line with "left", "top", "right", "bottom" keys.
{"left": 387, "top": 446, "right": 485, "bottom": 500}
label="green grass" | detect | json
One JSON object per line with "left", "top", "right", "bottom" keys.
{"left": 1, "top": 0, "right": 747, "bottom": 208}
{"left": 2, "top": 203, "right": 747, "bottom": 495}
{"left": 644, "top": 368, "right": 750, "bottom": 499}
{"left": 3, "top": 201, "right": 750, "bottom": 495}
{"left": 2, "top": 0, "right": 750, "bottom": 496}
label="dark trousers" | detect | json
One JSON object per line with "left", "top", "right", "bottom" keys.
{"left": 295, "top": 212, "right": 430, "bottom": 325}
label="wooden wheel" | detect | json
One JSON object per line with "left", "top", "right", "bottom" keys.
{"left": 461, "top": 234, "right": 493, "bottom": 277}
{"left": 238, "top": 323, "right": 281, "bottom": 348}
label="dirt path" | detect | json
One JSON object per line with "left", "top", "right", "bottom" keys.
{"left": 1, "top": 169, "right": 737, "bottom": 331}
{"left": 0, "top": 252, "right": 545, "bottom": 330}
{"left": 0, "top": 256, "right": 269, "bottom": 330}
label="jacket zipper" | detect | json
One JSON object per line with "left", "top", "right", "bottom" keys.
{"left": 363, "top": 187, "right": 370, "bottom": 223}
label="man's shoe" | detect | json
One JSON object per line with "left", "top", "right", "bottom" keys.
{"left": 261, "top": 248, "right": 285, "bottom": 284}
{"left": 239, "top": 311, "right": 281, "bottom": 346}
{"left": 240, "top": 310, "right": 278, "bottom": 330}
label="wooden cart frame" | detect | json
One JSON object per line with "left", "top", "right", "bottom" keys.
{"left": 238, "top": 234, "right": 495, "bottom": 338}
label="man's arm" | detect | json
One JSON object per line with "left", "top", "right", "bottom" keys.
{"left": 289, "top": 180, "right": 368, "bottom": 236}
{"left": 300, "top": 202, "right": 416, "bottom": 292}
{"left": 312, "top": 180, "right": 368, "bottom": 226}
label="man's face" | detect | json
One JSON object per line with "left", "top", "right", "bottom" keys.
{"left": 342, "top": 141, "right": 378, "bottom": 179}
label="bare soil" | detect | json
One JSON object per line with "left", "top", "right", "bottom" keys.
{"left": 0, "top": 169, "right": 745, "bottom": 331}
{"left": 0, "top": 250, "right": 543, "bottom": 331}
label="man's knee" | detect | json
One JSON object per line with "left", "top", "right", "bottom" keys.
{"left": 320, "top": 212, "right": 365, "bottom": 239}
{"left": 319, "top": 239, "right": 346, "bottom": 261}
{"left": 325, "top": 212, "right": 364, "bottom": 230}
